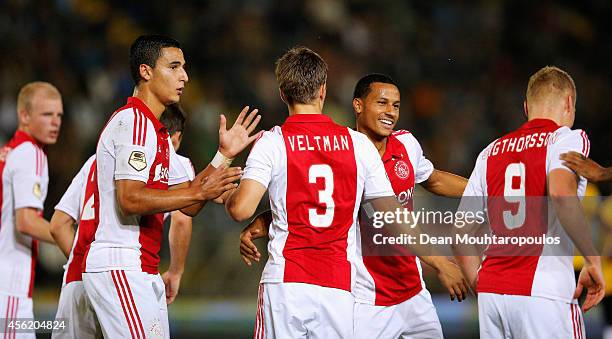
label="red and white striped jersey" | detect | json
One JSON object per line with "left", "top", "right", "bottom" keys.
{"left": 55, "top": 155, "right": 96, "bottom": 286}
{"left": 0, "top": 130, "right": 47, "bottom": 297}
{"left": 242, "top": 114, "right": 394, "bottom": 292}
{"left": 461, "top": 118, "right": 589, "bottom": 303}
{"left": 354, "top": 130, "right": 434, "bottom": 306}
{"left": 84, "top": 97, "right": 191, "bottom": 274}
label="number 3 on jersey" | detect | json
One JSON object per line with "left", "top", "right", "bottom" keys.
{"left": 503, "top": 162, "right": 526, "bottom": 229}
{"left": 308, "top": 164, "right": 335, "bottom": 227}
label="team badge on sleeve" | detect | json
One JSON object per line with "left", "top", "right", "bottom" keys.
{"left": 33, "top": 182, "right": 42, "bottom": 198}
{"left": 128, "top": 151, "right": 147, "bottom": 171}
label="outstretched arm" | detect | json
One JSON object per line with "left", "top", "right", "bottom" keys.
{"left": 225, "top": 179, "right": 267, "bottom": 222}
{"left": 420, "top": 169, "right": 468, "bottom": 198}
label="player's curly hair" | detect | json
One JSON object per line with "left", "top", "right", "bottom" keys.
{"left": 275, "top": 46, "right": 327, "bottom": 105}
{"left": 129, "top": 34, "right": 181, "bottom": 85}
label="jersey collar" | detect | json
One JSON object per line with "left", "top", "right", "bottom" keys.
{"left": 284, "top": 113, "right": 333, "bottom": 124}
{"left": 12, "top": 130, "right": 44, "bottom": 148}
{"left": 381, "top": 133, "right": 404, "bottom": 162}
{"left": 520, "top": 118, "right": 559, "bottom": 130}
{"left": 127, "top": 97, "right": 166, "bottom": 132}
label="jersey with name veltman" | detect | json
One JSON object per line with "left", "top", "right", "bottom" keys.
{"left": 84, "top": 97, "right": 190, "bottom": 274}
{"left": 243, "top": 114, "right": 394, "bottom": 292}
{"left": 461, "top": 118, "right": 589, "bottom": 303}
{"left": 0, "top": 131, "right": 48, "bottom": 298}
{"left": 354, "top": 130, "right": 434, "bottom": 306}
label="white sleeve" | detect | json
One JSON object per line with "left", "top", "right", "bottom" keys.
{"left": 412, "top": 137, "right": 434, "bottom": 183}
{"left": 168, "top": 141, "right": 191, "bottom": 186}
{"left": 357, "top": 135, "right": 394, "bottom": 199}
{"left": 55, "top": 162, "right": 89, "bottom": 221}
{"left": 9, "top": 144, "right": 45, "bottom": 210}
{"left": 242, "top": 131, "right": 276, "bottom": 189}
{"left": 113, "top": 111, "right": 157, "bottom": 183}
{"left": 548, "top": 128, "right": 590, "bottom": 174}
{"left": 458, "top": 148, "right": 487, "bottom": 214}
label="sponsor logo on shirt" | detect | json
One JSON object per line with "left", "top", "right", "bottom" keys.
{"left": 128, "top": 151, "right": 147, "bottom": 171}
{"left": 394, "top": 160, "right": 410, "bottom": 180}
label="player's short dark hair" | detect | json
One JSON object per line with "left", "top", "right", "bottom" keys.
{"left": 275, "top": 46, "right": 327, "bottom": 105}
{"left": 353, "top": 73, "right": 397, "bottom": 99}
{"left": 160, "top": 104, "right": 186, "bottom": 136}
{"left": 130, "top": 34, "right": 181, "bottom": 85}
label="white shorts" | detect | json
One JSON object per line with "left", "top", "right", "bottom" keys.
{"left": 478, "top": 292, "right": 585, "bottom": 339}
{"left": 254, "top": 282, "right": 354, "bottom": 339}
{"left": 0, "top": 294, "right": 34, "bottom": 339}
{"left": 82, "top": 270, "right": 169, "bottom": 339}
{"left": 354, "top": 289, "right": 443, "bottom": 339}
{"left": 52, "top": 281, "right": 102, "bottom": 339}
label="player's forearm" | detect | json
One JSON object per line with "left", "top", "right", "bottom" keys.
{"left": 168, "top": 211, "right": 192, "bottom": 275}
{"left": 49, "top": 210, "right": 76, "bottom": 258}
{"left": 118, "top": 185, "right": 203, "bottom": 216}
{"left": 16, "top": 209, "right": 55, "bottom": 243}
{"left": 225, "top": 189, "right": 255, "bottom": 222}
{"left": 421, "top": 170, "right": 468, "bottom": 198}
{"left": 597, "top": 167, "right": 612, "bottom": 182}
{"left": 179, "top": 163, "right": 228, "bottom": 216}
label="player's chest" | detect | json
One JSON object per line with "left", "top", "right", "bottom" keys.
{"left": 384, "top": 153, "right": 416, "bottom": 205}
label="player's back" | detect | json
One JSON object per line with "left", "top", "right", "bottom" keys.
{"left": 244, "top": 114, "right": 392, "bottom": 291}
{"left": 471, "top": 118, "right": 589, "bottom": 302}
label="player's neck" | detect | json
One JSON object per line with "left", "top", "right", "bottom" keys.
{"left": 288, "top": 102, "right": 323, "bottom": 116}
{"left": 132, "top": 87, "right": 166, "bottom": 119}
{"left": 527, "top": 114, "right": 561, "bottom": 126}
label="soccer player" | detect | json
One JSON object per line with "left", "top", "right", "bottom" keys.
{"left": 560, "top": 152, "right": 612, "bottom": 183}
{"left": 225, "top": 46, "right": 424, "bottom": 338}
{"left": 50, "top": 104, "right": 194, "bottom": 338}
{"left": 0, "top": 81, "right": 63, "bottom": 338}
{"left": 456, "top": 66, "right": 605, "bottom": 338}
{"left": 240, "top": 74, "right": 470, "bottom": 338}
{"left": 81, "top": 35, "right": 261, "bottom": 339}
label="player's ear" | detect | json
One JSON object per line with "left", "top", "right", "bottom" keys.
{"left": 353, "top": 98, "right": 363, "bottom": 116}
{"left": 319, "top": 83, "right": 327, "bottom": 102}
{"left": 523, "top": 100, "right": 528, "bottom": 118}
{"left": 139, "top": 64, "right": 153, "bottom": 82}
{"left": 278, "top": 89, "right": 287, "bottom": 105}
{"left": 18, "top": 109, "right": 30, "bottom": 126}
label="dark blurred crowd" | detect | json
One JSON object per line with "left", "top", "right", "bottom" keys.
{"left": 1, "top": 0, "right": 611, "bottom": 296}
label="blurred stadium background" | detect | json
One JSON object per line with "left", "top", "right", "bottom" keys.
{"left": 1, "top": 0, "right": 611, "bottom": 338}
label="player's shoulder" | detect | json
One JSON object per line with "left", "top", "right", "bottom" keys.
{"left": 478, "top": 138, "right": 500, "bottom": 161}
{"left": 6, "top": 140, "right": 39, "bottom": 162}
{"left": 549, "top": 126, "right": 590, "bottom": 156}
{"left": 391, "top": 129, "right": 420, "bottom": 147}
{"left": 551, "top": 126, "right": 588, "bottom": 143}
{"left": 80, "top": 155, "right": 96, "bottom": 173}
{"left": 347, "top": 127, "right": 371, "bottom": 145}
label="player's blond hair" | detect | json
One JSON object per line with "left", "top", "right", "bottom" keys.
{"left": 17, "top": 81, "right": 61, "bottom": 113}
{"left": 526, "top": 66, "right": 576, "bottom": 106}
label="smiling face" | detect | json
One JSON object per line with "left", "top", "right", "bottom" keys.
{"left": 354, "top": 82, "right": 400, "bottom": 141}
{"left": 147, "top": 47, "right": 188, "bottom": 105}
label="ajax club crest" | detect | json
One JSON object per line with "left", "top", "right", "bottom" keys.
{"left": 394, "top": 160, "right": 410, "bottom": 180}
